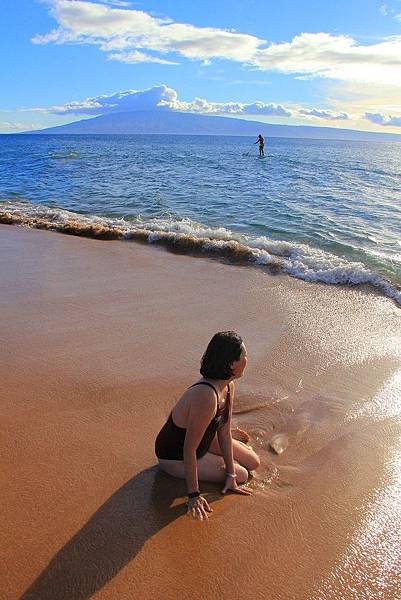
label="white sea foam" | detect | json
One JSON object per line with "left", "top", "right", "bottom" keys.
{"left": 1, "top": 200, "right": 400, "bottom": 306}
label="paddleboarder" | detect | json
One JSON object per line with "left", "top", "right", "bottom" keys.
{"left": 255, "top": 134, "right": 265, "bottom": 157}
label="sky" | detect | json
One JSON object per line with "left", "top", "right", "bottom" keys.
{"left": 1, "top": 0, "right": 401, "bottom": 134}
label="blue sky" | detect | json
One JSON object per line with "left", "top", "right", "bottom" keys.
{"left": 1, "top": 0, "right": 401, "bottom": 133}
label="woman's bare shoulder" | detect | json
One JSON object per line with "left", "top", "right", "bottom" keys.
{"left": 172, "top": 383, "right": 216, "bottom": 428}
{"left": 184, "top": 383, "right": 217, "bottom": 413}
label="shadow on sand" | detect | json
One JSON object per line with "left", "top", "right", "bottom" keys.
{"left": 20, "top": 466, "right": 222, "bottom": 600}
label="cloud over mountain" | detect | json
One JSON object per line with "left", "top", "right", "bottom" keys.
{"left": 364, "top": 112, "right": 401, "bottom": 127}
{"left": 160, "top": 95, "right": 292, "bottom": 117}
{"left": 298, "top": 108, "right": 349, "bottom": 121}
{"left": 25, "top": 85, "right": 293, "bottom": 118}
{"left": 20, "top": 84, "right": 401, "bottom": 130}
{"left": 27, "top": 86, "right": 177, "bottom": 115}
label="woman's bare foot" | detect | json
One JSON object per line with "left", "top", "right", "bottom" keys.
{"left": 231, "top": 427, "right": 251, "bottom": 444}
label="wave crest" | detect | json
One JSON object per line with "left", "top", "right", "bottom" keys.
{"left": 1, "top": 200, "right": 400, "bottom": 306}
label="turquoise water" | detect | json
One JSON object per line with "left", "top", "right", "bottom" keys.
{"left": 1, "top": 134, "right": 400, "bottom": 303}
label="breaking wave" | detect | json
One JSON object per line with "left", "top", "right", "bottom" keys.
{"left": 1, "top": 200, "right": 400, "bottom": 306}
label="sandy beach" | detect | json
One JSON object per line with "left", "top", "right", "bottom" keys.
{"left": 1, "top": 223, "right": 400, "bottom": 600}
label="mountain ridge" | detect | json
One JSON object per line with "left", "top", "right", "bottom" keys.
{"left": 23, "top": 110, "right": 401, "bottom": 142}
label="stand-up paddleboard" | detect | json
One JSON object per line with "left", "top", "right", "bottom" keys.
{"left": 242, "top": 152, "right": 266, "bottom": 158}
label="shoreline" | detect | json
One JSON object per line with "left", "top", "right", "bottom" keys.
{"left": 1, "top": 224, "right": 400, "bottom": 600}
{"left": 1, "top": 206, "right": 400, "bottom": 309}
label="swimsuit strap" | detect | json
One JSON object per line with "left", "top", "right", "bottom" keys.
{"left": 190, "top": 381, "right": 231, "bottom": 413}
{"left": 225, "top": 384, "right": 231, "bottom": 411}
{"left": 189, "top": 381, "right": 219, "bottom": 402}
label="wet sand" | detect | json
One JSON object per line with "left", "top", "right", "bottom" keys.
{"left": 1, "top": 224, "right": 400, "bottom": 600}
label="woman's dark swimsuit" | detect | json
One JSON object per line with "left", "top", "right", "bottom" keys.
{"left": 155, "top": 382, "right": 230, "bottom": 460}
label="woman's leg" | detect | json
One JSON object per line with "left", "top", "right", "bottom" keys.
{"left": 208, "top": 435, "right": 260, "bottom": 471}
{"left": 158, "top": 452, "right": 248, "bottom": 484}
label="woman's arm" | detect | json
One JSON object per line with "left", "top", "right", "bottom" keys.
{"left": 183, "top": 388, "right": 216, "bottom": 493}
{"left": 183, "top": 389, "right": 216, "bottom": 519}
{"left": 217, "top": 382, "right": 235, "bottom": 475}
{"left": 218, "top": 383, "right": 252, "bottom": 495}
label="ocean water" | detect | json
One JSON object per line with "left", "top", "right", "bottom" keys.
{"left": 1, "top": 133, "right": 400, "bottom": 305}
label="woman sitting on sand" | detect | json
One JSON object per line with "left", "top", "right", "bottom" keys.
{"left": 155, "top": 331, "right": 260, "bottom": 520}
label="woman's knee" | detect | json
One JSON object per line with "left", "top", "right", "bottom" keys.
{"left": 234, "top": 464, "right": 249, "bottom": 484}
{"left": 246, "top": 451, "right": 260, "bottom": 471}
{"left": 234, "top": 441, "right": 261, "bottom": 471}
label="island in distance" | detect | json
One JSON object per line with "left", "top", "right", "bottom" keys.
{"left": 25, "top": 110, "right": 401, "bottom": 142}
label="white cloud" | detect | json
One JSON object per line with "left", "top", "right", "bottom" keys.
{"left": 96, "top": 1, "right": 133, "bottom": 6}
{"left": 14, "top": 85, "right": 401, "bottom": 132}
{"left": 379, "top": 2, "right": 401, "bottom": 21}
{"left": 298, "top": 108, "right": 350, "bottom": 120}
{"left": 252, "top": 33, "right": 401, "bottom": 86}
{"left": 242, "top": 102, "right": 291, "bottom": 116}
{"left": 32, "top": 0, "right": 262, "bottom": 64}
{"left": 161, "top": 96, "right": 292, "bottom": 117}
{"left": 324, "top": 80, "right": 401, "bottom": 132}
{"left": 364, "top": 112, "right": 401, "bottom": 127}
{"left": 23, "top": 85, "right": 177, "bottom": 115}
{"left": 23, "top": 85, "right": 293, "bottom": 117}
{"left": 32, "top": 1, "right": 401, "bottom": 85}
{"left": 108, "top": 51, "right": 178, "bottom": 65}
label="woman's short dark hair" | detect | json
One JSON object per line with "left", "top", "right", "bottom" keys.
{"left": 200, "top": 331, "right": 243, "bottom": 379}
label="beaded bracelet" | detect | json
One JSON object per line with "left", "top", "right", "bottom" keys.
{"left": 187, "top": 490, "right": 201, "bottom": 499}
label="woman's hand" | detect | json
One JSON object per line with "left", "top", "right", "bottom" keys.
{"left": 186, "top": 495, "right": 213, "bottom": 520}
{"left": 222, "top": 474, "right": 252, "bottom": 495}
{"left": 231, "top": 427, "right": 251, "bottom": 444}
